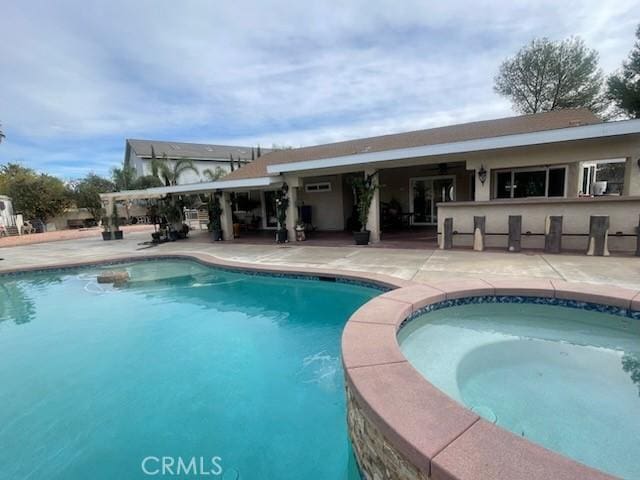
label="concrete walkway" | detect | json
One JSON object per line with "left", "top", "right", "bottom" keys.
{"left": 1, "top": 230, "right": 640, "bottom": 289}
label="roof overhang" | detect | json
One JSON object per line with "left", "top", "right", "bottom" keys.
{"left": 99, "top": 176, "right": 281, "bottom": 201}
{"left": 267, "top": 119, "right": 640, "bottom": 174}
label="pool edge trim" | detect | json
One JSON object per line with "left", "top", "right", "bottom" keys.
{"left": 343, "top": 277, "right": 631, "bottom": 480}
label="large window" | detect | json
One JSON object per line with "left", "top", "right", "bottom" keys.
{"left": 494, "top": 166, "right": 567, "bottom": 199}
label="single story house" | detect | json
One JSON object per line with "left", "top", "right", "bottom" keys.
{"left": 105, "top": 108, "right": 640, "bottom": 252}
{"left": 125, "top": 139, "right": 269, "bottom": 184}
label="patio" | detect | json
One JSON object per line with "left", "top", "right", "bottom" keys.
{"left": 2, "top": 229, "right": 640, "bottom": 290}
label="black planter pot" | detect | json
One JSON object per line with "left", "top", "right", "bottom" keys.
{"left": 211, "top": 229, "right": 223, "bottom": 241}
{"left": 102, "top": 231, "right": 111, "bottom": 241}
{"left": 353, "top": 230, "right": 370, "bottom": 245}
{"left": 113, "top": 230, "right": 124, "bottom": 240}
{"left": 276, "top": 229, "right": 288, "bottom": 244}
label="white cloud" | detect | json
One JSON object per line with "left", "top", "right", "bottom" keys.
{"left": 0, "top": 0, "right": 638, "bottom": 177}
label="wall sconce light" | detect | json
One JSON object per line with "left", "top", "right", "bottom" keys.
{"left": 478, "top": 165, "right": 487, "bottom": 184}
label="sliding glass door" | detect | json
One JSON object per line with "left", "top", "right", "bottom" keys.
{"left": 410, "top": 176, "right": 455, "bottom": 225}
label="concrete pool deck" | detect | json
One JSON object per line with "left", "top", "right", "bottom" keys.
{"left": 1, "top": 230, "right": 640, "bottom": 289}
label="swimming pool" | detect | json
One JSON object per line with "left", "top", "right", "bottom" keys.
{"left": 398, "top": 298, "right": 640, "bottom": 479}
{"left": 0, "top": 259, "right": 380, "bottom": 480}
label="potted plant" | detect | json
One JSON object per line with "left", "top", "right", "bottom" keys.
{"left": 101, "top": 216, "right": 111, "bottom": 241}
{"left": 275, "top": 185, "right": 289, "bottom": 243}
{"left": 350, "top": 172, "right": 379, "bottom": 245}
{"left": 111, "top": 202, "right": 123, "bottom": 240}
{"left": 208, "top": 194, "right": 223, "bottom": 241}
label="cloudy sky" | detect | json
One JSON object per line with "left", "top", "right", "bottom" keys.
{"left": 0, "top": 0, "right": 638, "bottom": 178}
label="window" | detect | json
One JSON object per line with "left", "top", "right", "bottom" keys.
{"left": 305, "top": 182, "right": 332, "bottom": 193}
{"left": 493, "top": 166, "right": 567, "bottom": 199}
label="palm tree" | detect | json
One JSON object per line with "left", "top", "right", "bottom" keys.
{"left": 111, "top": 165, "right": 136, "bottom": 191}
{"left": 202, "top": 167, "right": 226, "bottom": 182}
{"left": 150, "top": 152, "right": 198, "bottom": 186}
{"left": 0, "top": 123, "right": 5, "bottom": 144}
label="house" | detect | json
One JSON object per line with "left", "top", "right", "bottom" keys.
{"left": 105, "top": 109, "right": 640, "bottom": 252}
{"left": 125, "top": 139, "right": 268, "bottom": 184}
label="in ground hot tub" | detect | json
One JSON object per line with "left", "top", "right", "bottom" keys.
{"left": 342, "top": 279, "right": 639, "bottom": 480}
{"left": 398, "top": 298, "right": 640, "bottom": 479}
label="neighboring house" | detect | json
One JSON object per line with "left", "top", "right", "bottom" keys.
{"left": 106, "top": 109, "right": 640, "bottom": 252}
{"left": 125, "top": 139, "right": 269, "bottom": 184}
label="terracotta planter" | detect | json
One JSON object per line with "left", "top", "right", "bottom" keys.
{"left": 353, "top": 230, "right": 370, "bottom": 245}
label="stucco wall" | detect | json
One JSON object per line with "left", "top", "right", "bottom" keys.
{"left": 438, "top": 197, "right": 640, "bottom": 252}
{"left": 298, "top": 175, "right": 345, "bottom": 230}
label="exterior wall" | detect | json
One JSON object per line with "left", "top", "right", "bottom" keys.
{"left": 465, "top": 137, "right": 639, "bottom": 201}
{"left": 438, "top": 197, "right": 640, "bottom": 252}
{"left": 298, "top": 175, "right": 345, "bottom": 230}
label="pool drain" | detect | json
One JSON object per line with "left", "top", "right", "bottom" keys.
{"left": 470, "top": 405, "right": 497, "bottom": 424}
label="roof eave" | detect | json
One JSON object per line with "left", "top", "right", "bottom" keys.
{"left": 267, "top": 119, "right": 640, "bottom": 175}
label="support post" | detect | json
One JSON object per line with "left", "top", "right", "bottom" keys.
{"left": 623, "top": 155, "right": 640, "bottom": 196}
{"left": 286, "top": 185, "right": 299, "bottom": 241}
{"left": 544, "top": 216, "right": 563, "bottom": 254}
{"left": 441, "top": 218, "right": 453, "bottom": 249}
{"left": 586, "top": 215, "right": 610, "bottom": 256}
{"left": 220, "top": 192, "right": 234, "bottom": 241}
{"left": 508, "top": 215, "right": 522, "bottom": 252}
{"left": 473, "top": 216, "right": 485, "bottom": 251}
{"left": 636, "top": 215, "right": 640, "bottom": 257}
{"left": 364, "top": 169, "right": 381, "bottom": 243}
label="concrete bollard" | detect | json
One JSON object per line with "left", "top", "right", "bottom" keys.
{"left": 544, "top": 216, "right": 563, "bottom": 254}
{"left": 508, "top": 215, "right": 522, "bottom": 253}
{"left": 586, "top": 215, "right": 610, "bottom": 256}
{"left": 473, "top": 216, "right": 486, "bottom": 251}
{"left": 441, "top": 217, "right": 453, "bottom": 249}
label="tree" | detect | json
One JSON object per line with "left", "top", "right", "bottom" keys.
{"left": 494, "top": 37, "right": 607, "bottom": 115}
{"left": 0, "top": 123, "right": 5, "bottom": 143}
{"left": 73, "top": 174, "right": 115, "bottom": 223}
{"left": 150, "top": 152, "right": 198, "bottom": 186}
{"left": 607, "top": 25, "right": 640, "bottom": 118}
{"left": 202, "top": 167, "right": 226, "bottom": 182}
{"left": 0, "top": 163, "right": 72, "bottom": 226}
{"left": 111, "top": 165, "right": 136, "bottom": 191}
{"left": 132, "top": 175, "right": 163, "bottom": 189}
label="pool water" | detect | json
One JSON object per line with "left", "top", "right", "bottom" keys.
{"left": 0, "top": 260, "right": 379, "bottom": 480}
{"left": 398, "top": 301, "right": 640, "bottom": 479}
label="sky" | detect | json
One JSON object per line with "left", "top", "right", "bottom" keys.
{"left": 0, "top": 0, "right": 638, "bottom": 179}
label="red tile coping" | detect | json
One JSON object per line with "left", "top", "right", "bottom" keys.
{"left": 2, "top": 252, "right": 635, "bottom": 479}
{"left": 342, "top": 279, "right": 638, "bottom": 480}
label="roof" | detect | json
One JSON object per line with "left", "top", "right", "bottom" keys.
{"left": 223, "top": 108, "right": 601, "bottom": 180}
{"left": 127, "top": 139, "right": 270, "bottom": 162}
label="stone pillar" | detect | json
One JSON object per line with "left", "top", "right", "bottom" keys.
{"left": 286, "top": 185, "right": 299, "bottom": 241}
{"left": 220, "top": 192, "right": 234, "bottom": 241}
{"left": 473, "top": 216, "right": 485, "bottom": 251}
{"left": 508, "top": 215, "right": 522, "bottom": 252}
{"left": 544, "top": 216, "right": 563, "bottom": 254}
{"left": 364, "top": 169, "right": 381, "bottom": 243}
{"left": 441, "top": 218, "right": 453, "bottom": 249}
{"left": 586, "top": 215, "right": 610, "bottom": 256}
{"left": 623, "top": 155, "right": 640, "bottom": 196}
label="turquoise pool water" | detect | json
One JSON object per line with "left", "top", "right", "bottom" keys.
{"left": 0, "top": 260, "right": 379, "bottom": 480}
{"left": 398, "top": 301, "right": 640, "bottom": 479}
